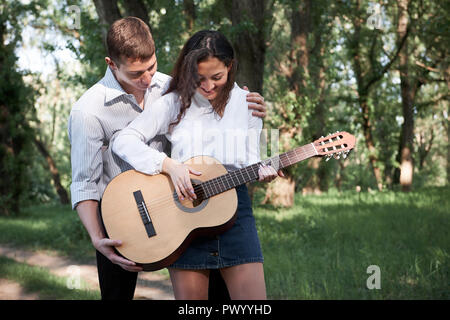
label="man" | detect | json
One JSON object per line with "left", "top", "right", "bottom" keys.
{"left": 68, "top": 17, "right": 267, "bottom": 300}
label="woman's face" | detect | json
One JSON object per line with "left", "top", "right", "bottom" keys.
{"left": 197, "top": 57, "right": 230, "bottom": 101}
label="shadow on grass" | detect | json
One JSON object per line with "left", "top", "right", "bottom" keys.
{"left": 0, "top": 256, "right": 100, "bottom": 300}
{"left": 0, "top": 204, "right": 94, "bottom": 263}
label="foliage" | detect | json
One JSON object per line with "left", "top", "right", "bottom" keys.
{"left": 0, "top": 0, "right": 448, "bottom": 213}
{"left": 0, "top": 0, "right": 45, "bottom": 215}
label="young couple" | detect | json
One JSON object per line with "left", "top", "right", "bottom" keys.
{"left": 69, "top": 17, "right": 280, "bottom": 300}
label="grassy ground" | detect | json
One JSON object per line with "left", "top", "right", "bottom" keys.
{"left": 0, "top": 256, "right": 100, "bottom": 299}
{"left": 256, "top": 186, "right": 450, "bottom": 299}
{"left": 0, "top": 187, "right": 448, "bottom": 299}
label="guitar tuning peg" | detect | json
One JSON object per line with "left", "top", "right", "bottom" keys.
{"left": 325, "top": 155, "right": 332, "bottom": 161}
{"left": 334, "top": 152, "right": 341, "bottom": 160}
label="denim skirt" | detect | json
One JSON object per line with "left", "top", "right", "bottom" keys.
{"left": 169, "top": 184, "right": 264, "bottom": 269}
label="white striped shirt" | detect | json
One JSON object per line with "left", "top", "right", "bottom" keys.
{"left": 68, "top": 67, "right": 171, "bottom": 209}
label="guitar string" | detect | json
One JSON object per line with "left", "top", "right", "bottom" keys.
{"left": 143, "top": 142, "right": 349, "bottom": 213}
{"left": 136, "top": 146, "right": 314, "bottom": 211}
{"left": 129, "top": 147, "right": 315, "bottom": 212}
{"left": 106, "top": 137, "right": 351, "bottom": 223}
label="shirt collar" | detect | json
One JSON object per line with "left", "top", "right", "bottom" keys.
{"left": 102, "top": 67, "right": 129, "bottom": 103}
{"left": 102, "top": 67, "right": 164, "bottom": 104}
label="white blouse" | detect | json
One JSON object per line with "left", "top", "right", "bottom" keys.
{"left": 112, "top": 83, "right": 262, "bottom": 175}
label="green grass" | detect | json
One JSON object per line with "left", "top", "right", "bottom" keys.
{"left": 0, "top": 187, "right": 448, "bottom": 299}
{"left": 254, "top": 186, "right": 450, "bottom": 299}
{"left": 0, "top": 256, "right": 100, "bottom": 299}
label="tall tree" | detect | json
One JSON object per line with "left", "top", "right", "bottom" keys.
{"left": 262, "top": 0, "right": 335, "bottom": 206}
{"left": 0, "top": 1, "right": 40, "bottom": 215}
{"left": 230, "top": 0, "right": 271, "bottom": 93}
{"left": 93, "top": 0, "right": 121, "bottom": 44}
{"left": 342, "top": 0, "right": 408, "bottom": 191}
{"left": 396, "top": 0, "right": 414, "bottom": 191}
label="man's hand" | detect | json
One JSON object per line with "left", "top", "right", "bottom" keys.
{"left": 243, "top": 86, "right": 266, "bottom": 118}
{"left": 93, "top": 238, "right": 143, "bottom": 272}
{"left": 76, "top": 200, "right": 143, "bottom": 272}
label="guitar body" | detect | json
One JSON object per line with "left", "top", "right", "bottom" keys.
{"left": 101, "top": 155, "right": 238, "bottom": 271}
{"left": 101, "top": 131, "right": 356, "bottom": 271}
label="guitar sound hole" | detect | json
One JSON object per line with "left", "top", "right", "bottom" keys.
{"left": 191, "top": 182, "right": 204, "bottom": 207}
{"left": 174, "top": 179, "right": 209, "bottom": 213}
{"left": 192, "top": 197, "right": 204, "bottom": 207}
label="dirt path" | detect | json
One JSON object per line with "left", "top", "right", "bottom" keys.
{"left": 0, "top": 245, "right": 173, "bottom": 300}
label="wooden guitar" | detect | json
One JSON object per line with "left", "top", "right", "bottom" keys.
{"left": 100, "top": 131, "right": 356, "bottom": 271}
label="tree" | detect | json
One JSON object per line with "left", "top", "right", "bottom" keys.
{"left": 393, "top": 0, "right": 450, "bottom": 190}
{"left": 340, "top": 0, "right": 408, "bottom": 191}
{"left": 0, "top": 0, "right": 41, "bottom": 215}
{"left": 261, "top": 0, "right": 337, "bottom": 206}
{"left": 230, "top": 0, "right": 271, "bottom": 94}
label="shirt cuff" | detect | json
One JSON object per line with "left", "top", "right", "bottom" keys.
{"left": 70, "top": 182, "right": 100, "bottom": 210}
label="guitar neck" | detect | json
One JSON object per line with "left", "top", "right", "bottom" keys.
{"left": 199, "top": 143, "right": 318, "bottom": 199}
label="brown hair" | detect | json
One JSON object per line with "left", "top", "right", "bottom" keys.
{"left": 106, "top": 17, "right": 155, "bottom": 65}
{"left": 166, "top": 30, "right": 237, "bottom": 127}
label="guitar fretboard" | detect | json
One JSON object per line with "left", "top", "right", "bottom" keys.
{"left": 198, "top": 143, "right": 317, "bottom": 199}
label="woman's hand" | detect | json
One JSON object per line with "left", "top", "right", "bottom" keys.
{"left": 162, "top": 158, "right": 202, "bottom": 201}
{"left": 258, "top": 164, "right": 281, "bottom": 182}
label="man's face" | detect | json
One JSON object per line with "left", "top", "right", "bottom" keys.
{"left": 106, "top": 54, "right": 157, "bottom": 93}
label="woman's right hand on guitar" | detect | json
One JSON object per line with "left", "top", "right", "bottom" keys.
{"left": 162, "top": 157, "right": 202, "bottom": 202}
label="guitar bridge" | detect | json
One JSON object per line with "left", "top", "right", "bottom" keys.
{"left": 133, "top": 190, "right": 156, "bottom": 238}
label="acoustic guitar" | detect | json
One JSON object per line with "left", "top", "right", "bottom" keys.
{"left": 101, "top": 131, "right": 355, "bottom": 271}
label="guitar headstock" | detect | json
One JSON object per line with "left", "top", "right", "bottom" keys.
{"left": 313, "top": 131, "right": 356, "bottom": 161}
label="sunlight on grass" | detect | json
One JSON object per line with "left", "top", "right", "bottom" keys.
{"left": 0, "top": 256, "right": 100, "bottom": 300}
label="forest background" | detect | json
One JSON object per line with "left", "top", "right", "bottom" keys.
{"left": 0, "top": 0, "right": 448, "bottom": 212}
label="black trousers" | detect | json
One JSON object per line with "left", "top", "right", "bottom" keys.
{"left": 96, "top": 250, "right": 230, "bottom": 300}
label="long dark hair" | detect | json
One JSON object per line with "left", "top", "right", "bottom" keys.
{"left": 166, "top": 30, "right": 237, "bottom": 127}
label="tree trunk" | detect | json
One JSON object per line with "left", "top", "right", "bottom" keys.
{"left": 231, "top": 0, "right": 267, "bottom": 93}
{"left": 396, "top": 0, "right": 414, "bottom": 192}
{"left": 349, "top": 3, "right": 382, "bottom": 191}
{"left": 444, "top": 64, "right": 450, "bottom": 185}
{"left": 230, "top": 0, "right": 269, "bottom": 202}
{"left": 93, "top": 0, "right": 122, "bottom": 45}
{"left": 288, "top": 0, "right": 310, "bottom": 92}
{"left": 263, "top": 0, "right": 315, "bottom": 205}
{"left": 360, "top": 96, "right": 384, "bottom": 190}
{"left": 183, "top": 0, "right": 196, "bottom": 32}
{"left": 122, "top": 0, "right": 150, "bottom": 28}
{"left": 33, "top": 138, "right": 70, "bottom": 205}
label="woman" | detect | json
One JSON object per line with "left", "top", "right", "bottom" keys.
{"left": 112, "top": 30, "right": 279, "bottom": 299}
